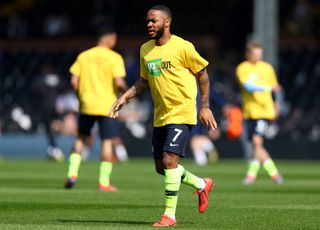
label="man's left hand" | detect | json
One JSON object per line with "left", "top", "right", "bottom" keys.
{"left": 199, "top": 107, "right": 218, "bottom": 130}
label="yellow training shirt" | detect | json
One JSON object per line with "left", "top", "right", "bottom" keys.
{"left": 70, "top": 46, "right": 126, "bottom": 116}
{"left": 140, "top": 35, "right": 209, "bottom": 127}
{"left": 236, "top": 60, "right": 278, "bottom": 120}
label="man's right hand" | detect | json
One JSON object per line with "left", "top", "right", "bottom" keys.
{"left": 108, "top": 79, "right": 148, "bottom": 118}
{"left": 108, "top": 96, "right": 127, "bottom": 118}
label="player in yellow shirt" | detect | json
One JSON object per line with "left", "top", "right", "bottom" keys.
{"left": 236, "top": 41, "right": 283, "bottom": 185}
{"left": 109, "top": 5, "right": 217, "bottom": 227}
{"left": 64, "top": 26, "right": 128, "bottom": 192}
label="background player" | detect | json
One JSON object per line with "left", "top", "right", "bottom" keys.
{"left": 64, "top": 26, "right": 128, "bottom": 191}
{"left": 236, "top": 41, "right": 283, "bottom": 185}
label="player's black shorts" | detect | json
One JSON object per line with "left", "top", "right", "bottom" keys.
{"left": 245, "top": 119, "right": 270, "bottom": 140}
{"left": 152, "top": 124, "right": 193, "bottom": 159}
{"left": 78, "top": 114, "right": 119, "bottom": 140}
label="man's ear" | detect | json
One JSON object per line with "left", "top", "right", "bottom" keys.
{"left": 165, "top": 19, "right": 171, "bottom": 28}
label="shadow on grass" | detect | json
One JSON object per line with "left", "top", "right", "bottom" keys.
{"left": 57, "top": 219, "right": 195, "bottom": 226}
{"left": 0, "top": 202, "right": 162, "bottom": 211}
{"left": 221, "top": 188, "right": 320, "bottom": 194}
{"left": 57, "top": 219, "right": 150, "bottom": 225}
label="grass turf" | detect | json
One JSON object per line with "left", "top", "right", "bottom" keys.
{"left": 0, "top": 158, "right": 319, "bottom": 229}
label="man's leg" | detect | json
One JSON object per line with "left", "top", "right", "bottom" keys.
{"left": 241, "top": 120, "right": 253, "bottom": 162}
{"left": 178, "top": 164, "right": 213, "bottom": 213}
{"left": 153, "top": 124, "right": 214, "bottom": 227}
{"left": 81, "top": 135, "right": 94, "bottom": 161}
{"left": 153, "top": 154, "right": 213, "bottom": 228}
{"left": 244, "top": 134, "right": 282, "bottom": 184}
{"left": 243, "top": 120, "right": 264, "bottom": 185}
{"left": 190, "top": 135, "right": 208, "bottom": 166}
{"left": 98, "top": 116, "right": 119, "bottom": 192}
{"left": 201, "top": 135, "right": 219, "bottom": 163}
{"left": 263, "top": 157, "right": 283, "bottom": 184}
{"left": 44, "top": 113, "right": 65, "bottom": 162}
{"left": 113, "top": 137, "right": 129, "bottom": 162}
{"left": 162, "top": 153, "right": 180, "bottom": 221}
{"left": 253, "top": 137, "right": 283, "bottom": 184}
{"left": 98, "top": 139, "right": 117, "bottom": 192}
{"left": 153, "top": 153, "right": 180, "bottom": 227}
{"left": 243, "top": 135, "right": 264, "bottom": 184}
{"left": 65, "top": 136, "right": 87, "bottom": 188}
{"left": 179, "top": 164, "right": 206, "bottom": 190}
{"left": 65, "top": 114, "right": 94, "bottom": 189}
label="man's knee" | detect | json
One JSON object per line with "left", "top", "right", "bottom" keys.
{"left": 73, "top": 135, "right": 90, "bottom": 152}
{"left": 252, "top": 135, "right": 263, "bottom": 146}
{"left": 162, "top": 152, "right": 179, "bottom": 169}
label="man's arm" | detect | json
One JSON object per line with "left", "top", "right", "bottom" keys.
{"left": 70, "top": 74, "right": 79, "bottom": 92}
{"left": 272, "top": 84, "right": 282, "bottom": 118}
{"left": 115, "top": 77, "right": 128, "bottom": 93}
{"left": 197, "top": 68, "right": 218, "bottom": 130}
{"left": 198, "top": 68, "right": 210, "bottom": 109}
{"left": 242, "top": 81, "right": 272, "bottom": 93}
{"left": 108, "top": 78, "right": 148, "bottom": 118}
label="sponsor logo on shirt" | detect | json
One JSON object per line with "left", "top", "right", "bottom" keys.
{"left": 146, "top": 58, "right": 172, "bottom": 76}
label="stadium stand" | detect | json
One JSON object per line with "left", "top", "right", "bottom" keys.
{"left": 0, "top": 42, "right": 319, "bottom": 139}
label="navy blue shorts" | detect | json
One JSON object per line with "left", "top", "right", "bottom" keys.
{"left": 246, "top": 119, "right": 270, "bottom": 140}
{"left": 152, "top": 124, "right": 193, "bottom": 159}
{"left": 78, "top": 114, "right": 119, "bottom": 140}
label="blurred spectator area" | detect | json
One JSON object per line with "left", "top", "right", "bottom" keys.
{"left": 0, "top": 36, "right": 217, "bottom": 134}
{"left": 0, "top": 35, "right": 320, "bottom": 141}
{"left": 277, "top": 36, "right": 320, "bottom": 140}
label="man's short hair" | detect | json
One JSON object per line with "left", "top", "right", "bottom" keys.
{"left": 245, "top": 41, "right": 263, "bottom": 53}
{"left": 150, "top": 5, "right": 172, "bottom": 19}
{"left": 97, "top": 25, "right": 116, "bottom": 39}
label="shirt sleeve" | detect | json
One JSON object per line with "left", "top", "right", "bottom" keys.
{"left": 69, "top": 56, "right": 80, "bottom": 77}
{"left": 113, "top": 54, "right": 126, "bottom": 78}
{"left": 242, "top": 82, "right": 272, "bottom": 92}
{"left": 236, "top": 64, "right": 272, "bottom": 92}
{"left": 182, "top": 42, "right": 209, "bottom": 74}
{"left": 140, "top": 47, "right": 148, "bottom": 80}
{"left": 236, "top": 64, "right": 249, "bottom": 84}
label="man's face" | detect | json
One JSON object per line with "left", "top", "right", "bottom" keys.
{"left": 247, "top": 47, "right": 263, "bottom": 63}
{"left": 146, "top": 10, "right": 166, "bottom": 39}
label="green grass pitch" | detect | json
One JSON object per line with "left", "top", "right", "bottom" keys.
{"left": 0, "top": 158, "right": 319, "bottom": 229}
